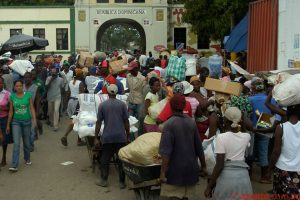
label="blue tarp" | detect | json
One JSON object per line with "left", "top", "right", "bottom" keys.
{"left": 224, "top": 13, "right": 248, "bottom": 53}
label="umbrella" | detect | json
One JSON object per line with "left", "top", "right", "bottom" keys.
{"left": 0, "top": 33, "right": 49, "bottom": 55}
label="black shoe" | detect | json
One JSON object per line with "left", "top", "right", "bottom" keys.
{"left": 95, "top": 179, "right": 108, "bottom": 187}
{"left": 61, "top": 137, "right": 68, "bottom": 146}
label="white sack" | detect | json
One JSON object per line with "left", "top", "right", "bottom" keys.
{"left": 273, "top": 74, "right": 300, "bottom": 106}
{"left": 9, "top": 60, "right": 34, "bottom": 76}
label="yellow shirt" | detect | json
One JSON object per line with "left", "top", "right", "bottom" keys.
{"left": 144, "top": 92, "right": 159, "bottom": 125}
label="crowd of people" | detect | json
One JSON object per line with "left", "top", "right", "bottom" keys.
{"left": 0, "top": 48, "right": 299, "bottom": 199}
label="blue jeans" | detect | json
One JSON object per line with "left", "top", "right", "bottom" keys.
{"left": 11, "top": 119, "right": 32, "bottom": 168}
{"left": 128, "top": 102, "right": 141, "bottom": 119}
{"left": 254, "top": 134, "right": 270, "bottom": 167}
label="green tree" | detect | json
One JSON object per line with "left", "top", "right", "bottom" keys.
{"left": 100, "top": 24, "right": 143, "bottom": 51}
{"left": 182, "top": 0, "right": 250, "bottom": 41}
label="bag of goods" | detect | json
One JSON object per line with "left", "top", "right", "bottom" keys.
{"left": 148, "top": 98, "right": 168, "bottom": 119}
{"left": 119, "top": 132, "right": 162, "bottom": 165}
{"left": 85, "top": 76, "right": 101, "bottom": 94}
{"left": 185, "top": 58, "right": 197, "bottom": 76}
{"left": 78, "top": 93, "right": 101, "bottom": 112}
{"left": 202, "top": 136, "right": 217, "bottom": 175}
{"left": 98, "top": 93, "right": 128, "bottom": 105}
{"left": 9, "top": 60, "right": 34, "bottom": 76}
{"left": 77, "top": 111, "right": 97, "bottom": 138}
{"left": 272, "top": 74, "right": 300, "bottom": 106}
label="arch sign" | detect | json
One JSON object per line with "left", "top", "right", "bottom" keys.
{"left": 75, "top": 1, "right": 168, "bottom": 55}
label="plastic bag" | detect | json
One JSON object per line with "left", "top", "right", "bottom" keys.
{"left": 202, "top": 136, "right": 217, "bottom": 175}
{"left": 148, "top": 98, "right": 168, "bottom": 119}
{"left": 9, "top": 60, "right": 34, "bottom": 76}
{"left": 78, "top": 93, "right": 100, "bottom": 112}
{"left": 78, "top": 111, "right": 97, "bottom": 125}
{"left": 185, "top": 58, "right": 197, "bottom": 76}
{"left": 118, "top": 132, "right": 162, "bottom": 165}
{"left": 85, "top": 76, "right": 101, "bottom": 94}
{"left": 273, "top": 74, "right": 300, "bottom": 106}
{"left": 78, "top": 124, "right": 96, "bottom": 138}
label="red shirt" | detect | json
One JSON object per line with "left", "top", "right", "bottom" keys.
{"left": 102, "top": 75, "right": 117, "bottom": 94}
{"left": 158, "top": 100, "right": 192, "bottom": 122}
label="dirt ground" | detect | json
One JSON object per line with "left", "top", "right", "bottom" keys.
{"left": 0, "top": 117, "right": 271, "bottom": 200}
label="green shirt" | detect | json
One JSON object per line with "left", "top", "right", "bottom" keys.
{"left": 33, "top": 78, "right": 45, "bottom": 97}
{"left": 10, "top": 92, "right": 32, "bottom": 120}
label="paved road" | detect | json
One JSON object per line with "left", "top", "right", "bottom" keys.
{"left": 0, "top": 117, "right": 271, "bottom": 200}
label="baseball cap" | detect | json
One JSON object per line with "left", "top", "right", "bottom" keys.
{"left": 107, "top": 84, "right": 118, "bottom": 95}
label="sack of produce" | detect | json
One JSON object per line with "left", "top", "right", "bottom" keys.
{"left": 148, "top": 98, "right": 168, "bottom": 119}
{"left": 272, "top": 74, "right": 300, "bottom": 106}
{"left": 119, "top": 132, "right": 162, "bottom": 165}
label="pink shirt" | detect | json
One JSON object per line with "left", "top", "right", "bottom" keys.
{"left": 185, "top": 97, "right": 199, "bottom": 118}
{"left": 0, "top": 89, "right": 11, "bottom": 118}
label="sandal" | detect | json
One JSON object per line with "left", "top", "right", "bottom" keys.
{"left": 61, "top": 137, "right": 68, "bottom": 146}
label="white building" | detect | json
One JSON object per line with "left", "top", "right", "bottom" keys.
{"left": 0, "top": 2, "right": 208, "bottom": 59}
{"left": 0, "top": 6, "right": 75, "bottom": 60}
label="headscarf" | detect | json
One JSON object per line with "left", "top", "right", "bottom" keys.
{"left": 224, "top": 107, "right": 242, "bottom": 129}
{"left": 172, "top": 82, "right": 184, "bottom": 94}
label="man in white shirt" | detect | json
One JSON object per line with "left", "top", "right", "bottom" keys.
{"left": 139, "top": 54, "right": 148, "bottom": 69}
{"left": 60, "top": 63, "right": 73, "bottom": 113}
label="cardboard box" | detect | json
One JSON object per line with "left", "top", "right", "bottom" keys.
{"left": 109, "top": 59, "right": 127, "bottom": 74}
{"left": 79, "top": 51, "right": 94, "bottom": 67}
{"left": 204, "top": 77, "right": 243, "bottom": 96}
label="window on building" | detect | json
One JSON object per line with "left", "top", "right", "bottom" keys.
{"left": 33, "top": 28, "right": 46, "bottom": 50}
{"left": 174, "top": 28, "right": 186, "bottom": 49}
{"left": 115, "top": 0, "right": 127, "bottom": 2}
{"left": 97, "top": 0, "right": 109, "bottom": 2}
{"left": 133, "top": 0, "right": 145, "bottom": 2}
{"left": 33, "top": 28, "right": 45, "bottom": 38}
{"left": 56, "top": 28, "right": 68, "bottom": 50}
{"left": 197, "top": 35, "right": 210, "bottom": 49}
{"left": 10, "top": 29, "right": 22, "bottom": 37}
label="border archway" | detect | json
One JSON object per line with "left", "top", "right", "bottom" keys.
{"left": 96, "top": 18, "right": 146, "bottom": 53}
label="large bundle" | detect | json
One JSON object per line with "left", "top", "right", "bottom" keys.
{"left": 148, "top": 98, "right": 168, "bottom": 119}
{"left": 273, "top": 74, "right": 300, "bottom": 106}
{"left": 73, "top": 94, "right": 101, "bottom": 138}
{"left": 118, "top": 132, "right": 161, "bottom": 165}
{"left": 85, "top": 76, "right": 101, "bottom": 94}
{"left": 9, "top": 60, "right": 34, "bottom": 76}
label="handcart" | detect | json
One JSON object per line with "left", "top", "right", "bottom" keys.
{"left": 85, "top": 136, "right": 119, "bottom": 173}
{"left": 121, "top": 159, "right": 161, "bottom": 200}
{"left": 85, "top": 136, "right": 101, "bottom": 173}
